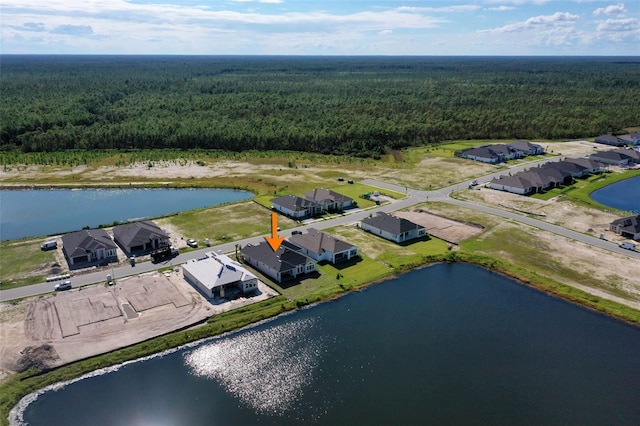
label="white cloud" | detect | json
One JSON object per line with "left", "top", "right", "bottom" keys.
{"left": 597, "top": 17, "right": 638, "bottom": 32}
{"left": 397, "top": 5, "right": 481, "bottom": 13}
{"left": 378, "top": 29, "right": 393, "bottom": 35}
{"left": 593, "top": 3, "right": 625, "bottom": 16}
{"left": 480, "top": 12, "right": 580, "bottom": 33}
{"left": 486, "top": 6, "right": 516, "bottom": 11}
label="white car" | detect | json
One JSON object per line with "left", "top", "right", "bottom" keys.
{"left": 55, "top": 280, "right": 72, "bottom": 291}
{"left": 186, "top": 239, "right": 198, "bottom": 248}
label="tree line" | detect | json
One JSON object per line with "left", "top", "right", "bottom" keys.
{"left": 1, "top": 55, "right": 638, "bottom": 158}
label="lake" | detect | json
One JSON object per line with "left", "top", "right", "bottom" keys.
{"left": 590, "top": 175, "right": 640, "bottom": 214}
{"left": 0, "top": 188, "right": 253, "bottom": 241}
{"left": 17, "top": 264, "right": 640, "bottom": 426}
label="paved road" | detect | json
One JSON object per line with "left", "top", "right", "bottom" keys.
{"left": 2, "top": 157, "right": 637, "bottom": 301}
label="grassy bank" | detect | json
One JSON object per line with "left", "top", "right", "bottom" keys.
{"left": 2, "top": 244, "right": 639, "bottom": 426}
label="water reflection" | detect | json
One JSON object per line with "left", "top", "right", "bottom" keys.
{"left": 184, "top": 318, "right": 323, "bottom": 415}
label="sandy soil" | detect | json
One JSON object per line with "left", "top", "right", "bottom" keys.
{"left": 0, "top": 270, "right": 279, "bottom": 376}
{"left": 394, "top": 210, "right": 484, "bottom": 243}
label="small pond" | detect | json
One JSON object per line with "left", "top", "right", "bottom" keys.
{"left": 0, "top": 188, "right": 253, "bottom": 241}
{"left": 590, "top": 175, "right": 640, "bottom": 214}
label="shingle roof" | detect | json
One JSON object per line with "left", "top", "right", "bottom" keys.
{"left": 289, "top": 228, "right": 354, "bottom": 255}
{"left": 563, "top": 158, "right": 601, "bottom": 170}
{"left": 304, "top": 188, "right": 353, "bottom": 204}
{"left": 508, "top": 140, "right": 542, "bottom": 153}
{"left": 590, "top": 151, "right": 629, "bottom": 162}
{"left": 270, "top": 195, "right": 318, "bottom": 212}
{"left": 490, "top": 175, "right": 534, "bottom": 190}
{"left": 62, "top": 229, "right": 117, "bottom": 258}
{"left": 361, "top": 212, "right": 423, "bottom": 235}
{"left": 241, "top": 240, "right": 312, "bottom": 273}
{"left": 112, "top": 220, "right": 169, "bottom": 248}
{"left": 611, "top": 215, "right": 640, "bottom": 234}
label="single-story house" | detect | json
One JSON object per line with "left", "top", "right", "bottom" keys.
{"left": 563, "top": 158, "right": 604, "bottom": 175}
{"left": 241, "top": 240, "right": 317, "bottom": 283}
{"left": 458, "top": 144, "right": 520, "bottom": 164}
{"left": 62, "top": 229, "right": 118, "bottom": 266}
{"left": 610, "top": 216, "right": 640, "bottom": 241}
{"left": 508, "top": 140, "right": 545, "bottom": 156}
{"left": 489, "top": 175, "right": 535, "bottom": 195}
{"left": 183, "top": 252, "right": 258, "bottom": 298}
{"left": 589, "top": 151, "right": 631, "bottom": 167}
{"left": 360, "top": 212, "right": 427, "bottom": 243}
{"left": 540, "top": 160, "right": 585, "bottom": 178}
{"left": 289, "top": 228, "right": 358, "bottom": 264}
{"left": 618, "top": 133, "right": 640, "bottom": 146}
{"left": 595, "top": 135, "right": 626, "bottom": 147}
{"left": 271, "top": 195, "right": 320, "bottom": 218}
{"left": 611, "top": 148, "right": 640, "bottom": 164}
{"left": 113, "top": 220, "right": 170, "bottom": 255}
{"left": 304, "top": 188, "right": 353, "bottom": 212}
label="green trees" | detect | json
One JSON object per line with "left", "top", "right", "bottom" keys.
{"left": 1, "top": 56, "right": 638, "bottom": 157}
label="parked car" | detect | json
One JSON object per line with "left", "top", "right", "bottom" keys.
{"left": 186, "top": 239, "right": 198, "bottom": 248}
{"left": 55, "top": 280, "right": 72, "bottom": 291}
{"left": 291, "top": 230, "right": 302, "bottom": 235}
{"left": 41, "top": 240, "right": 57, "bottom": 250}
{"left": 619, "top": 241, "right": 637, "bottom": 251}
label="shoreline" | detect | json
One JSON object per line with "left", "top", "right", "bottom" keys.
{"left": 2, "top": 253, "right": 639, "bottom": 425}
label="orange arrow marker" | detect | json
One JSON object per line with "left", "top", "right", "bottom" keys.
{"left": 264, "top": 212, "right": 285, "bottom": 252}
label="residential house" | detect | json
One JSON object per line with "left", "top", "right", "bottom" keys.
{"left": 595, "top": 135, "right": 626, "bottom": 147}
{"left": 62, "top": 229, "right": 118, "bottom": 266}
{"left": 360, "top": 212, "right": 427, "bottom": 243}
{"left": 589, "top": 151, "right": 631, "bottom": 167}
{"left": 609, "top": 216, "right": 640, "bottom": 241}
{"left": 618, "top": 133, "right": 640, "bottom": 146}
{"left": 489, "top": 175, "right": 535, "bottom": 195}
{"left": 241, "top": 240, "right": 317, "bottom": 283}
{"left": 563, "top": 158, "right": 604, "bottom": 175}
{"left": 508, "top": 140, "right": 545, "bottom": 156}
{"left": 539, "top": 161, "right": 579, "bottom": 181}
{"left": 611, "top": 148, "right": 640, "bottom": 164}
{"left": 289, "top": 228, "right": 358, "bottom": 264}
{"left": 183, "top": 252, "right": 258, "bottom": 298}
{"left": 113, "top": 220, "right": 170, "bottom": 255}
{"left": 304, "top": 188, "right": 353, "bottom": 212}
{"left": 271, "top": 195, "right": 320, "bottom": 219}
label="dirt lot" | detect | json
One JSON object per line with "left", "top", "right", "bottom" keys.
{"left": 0, "top": 270, "right": 278, "bottom": 376}
{"left": 394, "top": 210, "right": 484, "bottom": 243}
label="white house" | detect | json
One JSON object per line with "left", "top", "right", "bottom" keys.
{"left": 62, "top": 229, "right": 118, "bottom": 266}
{"left": 241, "top": 240, "right": 316, "bottom": 283}
{"left": 182, "top": 252, "right": 258, "bottom": 298}
{"left": 304, "top": 188, "right": 354, "bottom": 212}
{"left": 360, "top": 212, "right": 426, "bottom": 243}
{"left": 271, "top": 195, "right": 320, "bottom": 219}
{"left": 289, "top": 228, "right": 358, "bottom": 264}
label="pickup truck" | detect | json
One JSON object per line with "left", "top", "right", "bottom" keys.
{"left": 151, "top": 246, "right": 180, "bottom": 262}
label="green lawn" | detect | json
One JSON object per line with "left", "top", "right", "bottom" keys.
{"left": 0, "top": 240, "right": 57, "bottom": 289}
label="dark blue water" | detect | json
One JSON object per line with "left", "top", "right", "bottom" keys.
{"left": 590, "top": 175, "right": 640, "bottom": 214}
{"left": 0, "top": 188, "right": 252, "bottom": 241}
{"left": 19, "top": 264, "right": 640, "bottom": 426}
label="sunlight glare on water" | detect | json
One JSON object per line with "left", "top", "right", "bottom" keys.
{"left": 184, "top": 317, "right": 322, "bottom": 415}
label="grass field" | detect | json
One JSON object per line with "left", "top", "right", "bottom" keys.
{"left": 0, "top": 240, "right": 57, "bottom": 290}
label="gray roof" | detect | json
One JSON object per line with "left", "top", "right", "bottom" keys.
{"left": 491, "top": 175, "right": 533, "bottom": 191}
{"left": 541, "top": 160, "right": 584, "bottom": 175}
{"left": 508, "top": 140, "right": 543, "bottom": 152}
{"left": 563, "top": 157, "right": 602, "bottom": 170}
{"left": 612, "top": 148, "right": 640, "bottom": 162}
{"left": 595, "top": 135, "right": 625, "bottom": 146}
{"left": 289, "top": 228, "right": 354, "bottom": 255}
{"left": 304, "top": 188, "right": 353, "bottom": 204}
{"left": 241, "top": 240, "right": 313, "bottom": 273}
{"left": 361, "top": 212, "right": 424, "bottom": 235}
{"left": 62, "top": 229, "right": 117, "bottom": 258}
{"left": 590, "top": 151, "right": 629, "bottom": 162}
{"left": 271, "top": 195, "right": 318, "bottom": 212}
{"left": 112, "top": 220, "right": 169, "bottom": 248}
{"left": 611, "top": 215, "right": 640, "bottom": 234}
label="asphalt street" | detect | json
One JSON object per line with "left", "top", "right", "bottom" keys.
{"left": 2, "top": 157, "right": 637, "bottom": 301}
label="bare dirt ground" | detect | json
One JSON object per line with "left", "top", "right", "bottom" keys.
{"left": 0, "top": 270, "right": 278, "bottom": 376}
{"left": 394, "top": 210, "right": 484, "bottom": 243}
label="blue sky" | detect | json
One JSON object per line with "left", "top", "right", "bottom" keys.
{"left": 1, "top": 1, "right": 638, "bottom": 55}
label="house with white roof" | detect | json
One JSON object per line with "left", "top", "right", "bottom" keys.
{"left": 182, "top": 252, "right": 258, "bottom": 298}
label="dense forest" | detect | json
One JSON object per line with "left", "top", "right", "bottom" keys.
{"left": 1, "top": 55, "right": 639, "bottom": 157}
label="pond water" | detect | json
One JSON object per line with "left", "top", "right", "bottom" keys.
{"left": 18, "top": 264, "right": 640, "bottom": 426}
{"left": 590, "top": 175, "right": 640, "bottom": 214}
{"left": 0, "top": 188, "right": 253, "bottom": 241}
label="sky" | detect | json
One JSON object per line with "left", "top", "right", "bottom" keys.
{"left": 1, "top": 1, "right": 638, "bottom": 55}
